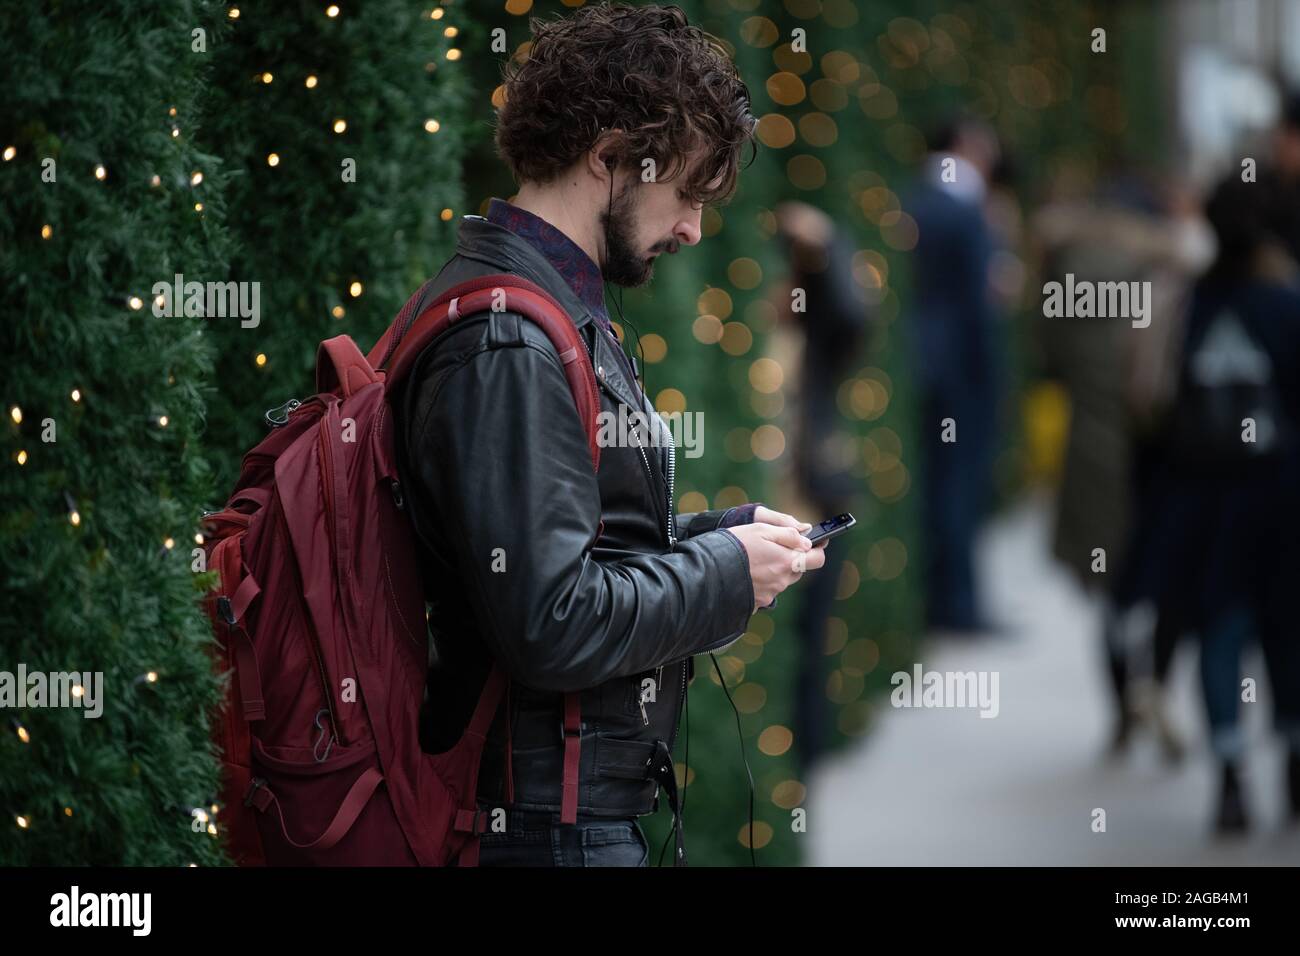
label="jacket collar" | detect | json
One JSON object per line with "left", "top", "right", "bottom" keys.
{"left": 455, "top": 214, "right": 595, "bottom": 331}
{"left": 454, "top": 214, "right": 650, "bottom": 414}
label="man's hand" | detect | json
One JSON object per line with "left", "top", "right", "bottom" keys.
{"left": 753, "top": 505, "right": 812, "bottom": 534}
{"left": 727, "top": 521, "right": 827, "bottom": 611}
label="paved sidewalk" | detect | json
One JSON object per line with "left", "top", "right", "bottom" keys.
{"left": 807, "top": 494, "right": 1299, "bottom": 865}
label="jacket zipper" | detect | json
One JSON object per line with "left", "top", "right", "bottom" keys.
{"left": 588, "top": 327, "right": 686, "bottom": 748}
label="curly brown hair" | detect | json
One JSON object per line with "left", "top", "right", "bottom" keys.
{"left": 494, "top": 2, "right": 758, "bottom": 206}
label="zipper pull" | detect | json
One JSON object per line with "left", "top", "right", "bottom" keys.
{"left": 639, "top": 683, "right": 652, "bottom": 726}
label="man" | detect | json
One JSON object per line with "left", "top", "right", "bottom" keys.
{"left": 905, "top": 117, "right": 1003, "bottom": 635}
{"left": 392, "top": 3, "right": 824, "bottom": 867}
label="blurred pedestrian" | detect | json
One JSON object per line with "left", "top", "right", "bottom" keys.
{"left": 905, "top": 117, "right": 1004, "bottom": 634}
{"left": 772, "top": 201, "right": 873, "bottom": 779}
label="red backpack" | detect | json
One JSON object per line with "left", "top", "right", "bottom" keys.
{"left": 200, "top": 274, "right": 600, "bottom": 866}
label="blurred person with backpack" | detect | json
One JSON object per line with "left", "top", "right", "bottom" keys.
{"left": 1155, "top": 172, "right": 1300, "bottom": 833}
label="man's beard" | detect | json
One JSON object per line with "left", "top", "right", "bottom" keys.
{"left": 600, "top": 182, "right": 658, "bottom": 288}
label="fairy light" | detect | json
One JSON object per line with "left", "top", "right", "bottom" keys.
{"left": 9, "top": 406, "right": 21, "bottom": 424}
{"left": 40, "top": 224, "right": 51, "bottom": 239}
{"left": 145, "top": 671, "right": 158, "bottom": 683}
{"left": 255, "top": 353, "right": 267, "bottom": 366}
{"left": 71, "top": 389, "right": 81, "bottom": 402}
{"left": 16, "top": 816, "right": 28, "bottom": 829}
{"left": 168, "top": 107, "right": 177, "bottom": 117}
{"left": 431, "top": 8, "right": 443, "bottom": 19}
{"left": 128, "top": 295, "right": 143, "bottom": 310}
{"left": 446, "top": 48, "right": 461, "bottom": 61}
{"left": 190, "top": 171, "right": 203, "bottom": 186}
{"left": 12, "top": 719, "right": 29, "bottom": 744}
{"left": 444, "top": 26, "right": 458, "bottom": 38}
{"left": 150, "top": 174, "right": 161, "bottom": 188}
{"left": 440, "top": 208, "right": 453, "bottom": 221}
{"left": 194, "top": 202, "right": 203, "bottom": 212}
{"left": 171, "top": 127, "right": 180, "bottom": 139}
{"left": 163, "top": 537, "right": 175, "bottom": 549}
{"left": 349, "top": 281, "right": 362, "bottom": 297}
{"left": 305, "top": 75, "right": 318, "bottom": 89}
{"left": 424, "top": 119, "right": 440, "bottom": 133}
{"left": 326, "top": 4, "right": 339, "bottom": 17}
{"left": 194, "top": 533, "right": 204, "bottom": 545}
{"left": 332, "top": 118, "right": 347, "bottom": 134}
{"left": 331, "top": 305, "right": 345, "bottom": 318}
{"left": 15, "top": 450, "right": 27, "bottom": 466}
{"left": 69, "top": 510, "right": 81, "bottom": 526}
{"left": 94, "top": 164, "right": 106, "bottom": 181}
{"left": 71, "top": 684, "right": 84, "bottom": 699}
{"left": 3, "top": 146, "right": 15, "bottom": 161}
{"left": 260, "top": 72, "right": 273, "bottom": 84}
{"left": 228, "top": 6, "right": 240, "bottom": 18}
{"left": 158, "top": 415, "right": 169, "bottom": 427}
{"left": 155, "top": 294, "right": 165, "bottom": 309}
{"left": 63, "top": 807, "right": 73, "bottom": 817}
{"left": 267, "top": 153, "right": 280, "bottom": 167}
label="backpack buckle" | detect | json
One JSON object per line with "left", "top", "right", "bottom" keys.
{"left": 264, "top": 398, "right": 302, "bottom": 428}
{"left": 216, "top": 595, "right": 236, "bottom": 627}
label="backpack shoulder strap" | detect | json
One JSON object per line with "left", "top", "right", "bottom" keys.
{"left": 377, "top": 273, "right": 601, "bottom": 472}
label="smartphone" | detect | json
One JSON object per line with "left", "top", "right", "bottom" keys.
{"left": 805, "top": 513, "right": 856, "bottom": 546}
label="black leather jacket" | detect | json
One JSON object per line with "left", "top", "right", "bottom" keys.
{"left": 393, "top": 214, "right": 756, "bottom": 818}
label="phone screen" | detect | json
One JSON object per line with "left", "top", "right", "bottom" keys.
{"left": 805, "top": 513, "right": 856, "bottom": 545}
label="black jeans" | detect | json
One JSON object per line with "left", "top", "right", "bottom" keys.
{"left": 475, "top": 809, "right": 650, "bottom": 867}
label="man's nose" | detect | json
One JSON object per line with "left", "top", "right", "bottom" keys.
{"left": 674, "top": 215, "right": 702, "bottom": 248}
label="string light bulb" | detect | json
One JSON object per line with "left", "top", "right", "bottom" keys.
{"left": 190, "top": 171, "right": 203, "bottom": 186}
{"left": 260, "top": 72, "right": 273, "bottom": 84}
{"left": 194, "top": 532, "right": 204, "bottom": 545}
{"left": 128, "top": 296, "right": 143, "bottom": 310}
{"left": 150, "top": 174, "right": 161, "bottom": 188}
{"left": 158, "top": 415, "right": 169, "bottom": 427}
{"left": 305, "top": 74, "right": 318, "bottom": 89}
{"left": 94, "top": 164, "right": 106, "bottom": 181}
{"left": 326, "top": 4, "right": 339, "bottom": 17}
{"left": 446, "top": 48, "right": 461, "bottom": 61}
{"left": 424, "top": 119, "right": 440, "bottom": 133}
{"left": 432, "top": 8, "right": 443, "bottom": 19}
{"left": 40, "top": 224, "right": 52, "bottom": 239}
{"left": 9, "top": 406, "right": 21, "bottom": 424}
{"left": 3, "top": 146, "right": 15, "bottom": 161}
{"left": 349, "top": 281, "right": 362, "bottom": 298}
{"left": 332, "top": 118, "right": 347, "bottom": 134}
{"left": 163, "top": 536, "right": 175, "bottom": 549}
{"left": 331, "top": 305, "right": 345, "bottom": 319}
{"left": 71, "top": 389, "right": 81, "bottom": 402}
{"left": 255, "top": 353, "right": 267, "bottom": 367}
{"left": 16, "top": 816, "right": 28, "bottom": 829}
{"left": 11, "top": 719, "right": 29, "bottom": 743}
{"left": 15, "top": 450, "right": 27, "bottom": 465}
{"left": 267, "top": 152, "right": 280, "bottom": 167}
{"left": 228, "top": 6, "right": 240, "bottom": 18}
